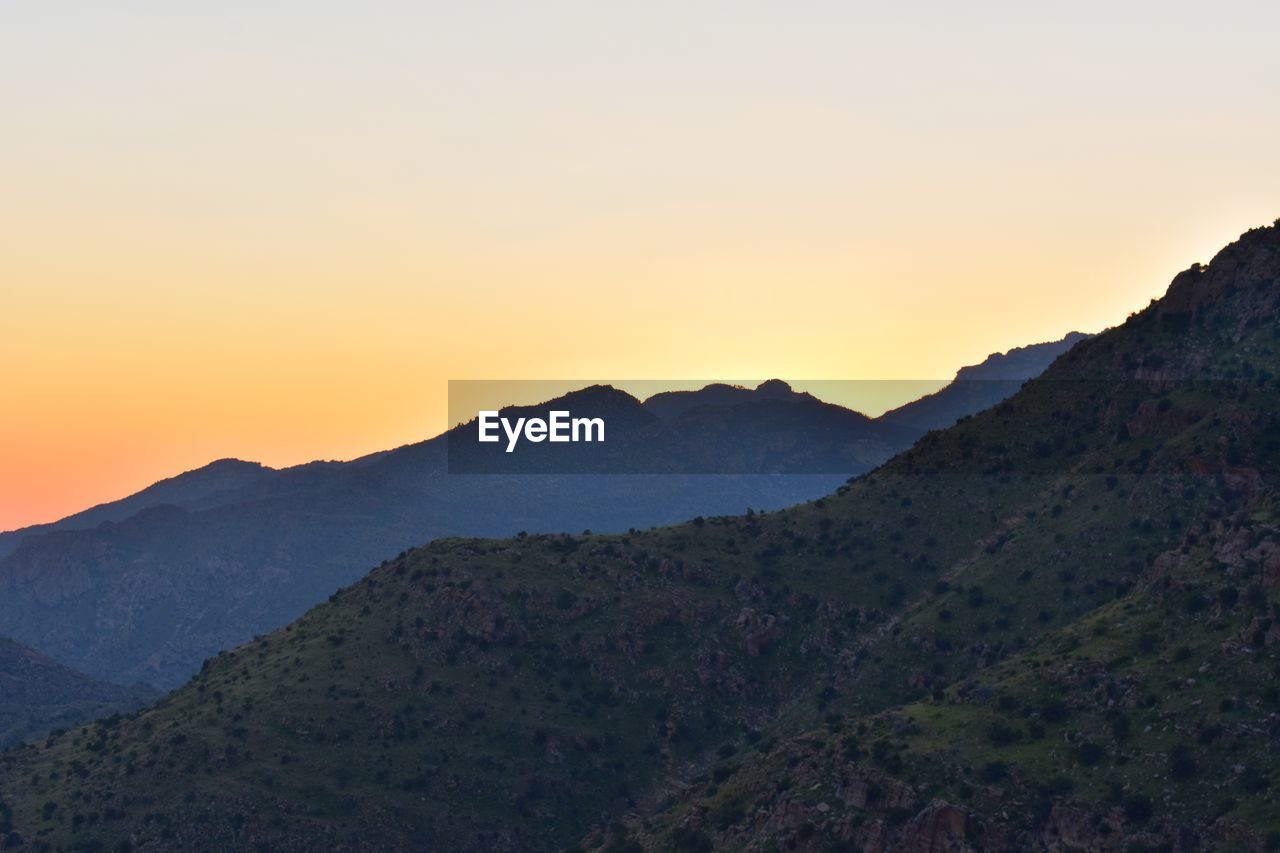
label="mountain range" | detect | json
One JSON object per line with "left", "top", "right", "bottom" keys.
{"left": 0, "top": 223, "right": 1274, "bottom": 851}
{"left": 0, "top": 335, "right": 1081, "bottom": 693}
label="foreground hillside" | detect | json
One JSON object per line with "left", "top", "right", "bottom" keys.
{"left": 0, "top": 639, "right": 156, "bottom": 751}
{"left": 0, "top": 223, "right": 1275, "bottom": 852}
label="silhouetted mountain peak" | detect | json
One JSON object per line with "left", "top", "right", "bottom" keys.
{"left": 199, "top": 458, "right": 266, "bottom": 473}
{"left": 1045, "top": 221, "right": 1280, "bottom": 383}
{"left": 547, "top": 384, "right": 642, "bottom": 408}
{"left": 0, "top": 456, "right": 276, "bottom": 557}
{"left": 754, "top": 378, "right": 796, "bottom": 397}
{"left": 878, "top": 331, "right": 1091, "bottom": 431}
{"left": 643, "top": 379, "right": 814, "bottom": 419}
{"left": 486, "top": 384, "right": 655, "bottom": 430}
{"left": 1156, "top": 219, "right": 1279, "bottom": 318}
{"left": 952, "top": 331, "right": 1091, "bottom": 382}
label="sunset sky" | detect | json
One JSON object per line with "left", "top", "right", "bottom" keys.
{"left": 3, "top": 1, "right": 1279, "bottom": 530}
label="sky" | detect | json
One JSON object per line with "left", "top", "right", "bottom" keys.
{"left": 2, "top": 1, "right": 1279, "bottom": 531}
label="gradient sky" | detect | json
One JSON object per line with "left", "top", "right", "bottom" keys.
{"left": 2, "top": 1, "right": 1279, "bottom": 531}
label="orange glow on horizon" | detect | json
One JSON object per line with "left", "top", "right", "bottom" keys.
{"left": 3, "top": 3, "right": 1278, "bottom": 531}
{"left": 1, "top": 211, "right": 1265, "bottom": 532}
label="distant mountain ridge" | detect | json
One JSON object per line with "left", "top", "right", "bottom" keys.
{"left": 641, "top": 378, "right": 824, "bottom": 419}
{"left": 448, "top": 380, "right": 913, "bottom": 474}
{"left": 0, "top": 458, "right": 274, "bottom": 560}
{"left": 0, "top": 339, "right": 1084, "bottom": 689}
{"left": 878, "top": 331, "right": 1090, "bottom": 431}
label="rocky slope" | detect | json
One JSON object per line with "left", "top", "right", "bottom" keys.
{"left": 0, "top": 222, "right": 1274, "bottom": 851}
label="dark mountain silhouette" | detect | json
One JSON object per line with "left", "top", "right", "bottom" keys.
{"left": 0, "top": 458, "right": 273, "bottom": 560}
{"left": 0, "top": 222, "right": 1275, "bottom": 851}
{"left": 641, "top": 378, "right": 820, "bottom": 419}
{"left": 0, "top": 345, "right": 1080, "bottom": 692}
{"left": 449, "top": 381, "right": 916, "bottom": 475}
{"left": 878, "top": 331, "right": 1091, "bottom": 432}
{"left": 0, "top": 637, "right": 157, "bottom": 750}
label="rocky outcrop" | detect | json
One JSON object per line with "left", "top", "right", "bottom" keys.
{"left": 893, "top": 800, "right": 978, "bottom": 853}
{"left": 1158, "top": 223, "right": 1280, "bottom": 328}
{"left": 735, "top": 608, "right": 787, "bottom": 656}
{"left": 1238, "top": 616, "right": 1280, "bottom": 648}
{"left": 838, "top": 769, "right": 916, "bottom": 809}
